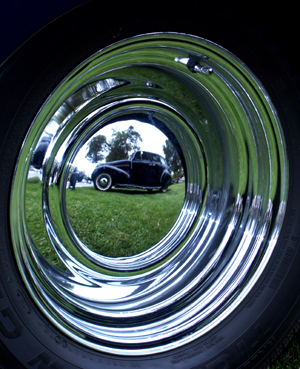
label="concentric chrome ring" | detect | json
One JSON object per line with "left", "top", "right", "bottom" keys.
{"left": 10, "top": 33, "right": 288, "bottom": 356}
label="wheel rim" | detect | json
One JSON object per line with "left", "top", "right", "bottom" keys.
{"left": 96, "top": 173, "right": 112, "bottom": 191}
{"left": 10, "top": 33, "right": 288, "bottom": 356}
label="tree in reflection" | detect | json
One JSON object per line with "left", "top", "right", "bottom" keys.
{"left": 106, "top": 126, "right": 142, "bottom": 162}
{"left": 163, "top": 140, "right": 184, "bottom": 181}
{"left": 85, "top": 135, "right": 107, "bottom": 163}
{"left": 85, "top": 126, "right": 142, "bottom": 163}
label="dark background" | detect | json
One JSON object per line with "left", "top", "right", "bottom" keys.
{"left": 0, "top": 0, "right": 89, "bottom": 65}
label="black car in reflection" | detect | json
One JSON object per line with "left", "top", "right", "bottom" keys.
{"left": 92, "top": 151, "right": 172, "bottom": 192}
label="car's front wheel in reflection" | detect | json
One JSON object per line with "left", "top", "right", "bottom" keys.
{"left": 94, "top": 173, "right": 113, "bottom": 191}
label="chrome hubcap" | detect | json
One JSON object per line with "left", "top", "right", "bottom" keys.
{"left": 97, "top": 174, "right": 111, "bottom": 190}
{"left": 100, "top": 177, "right": 108, "bottom": 186}
{"left": 10, "top": 33, "right": 288, "bottom": 356}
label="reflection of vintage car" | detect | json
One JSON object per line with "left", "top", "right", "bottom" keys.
{"left": 92, "top": 151, "right": 172, "bottom": 192}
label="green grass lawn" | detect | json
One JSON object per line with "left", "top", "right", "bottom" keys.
{"left": 25, "top": 178, "right": 58, "bottom": 264}
{"left": 66, "top": 184, "right": 185, "bottom": 256}
{"left": 268, "top": 333, "right": 300, "bottom": 368}
{"left": 25, "top": 181, "right": 185, "bottom": 260}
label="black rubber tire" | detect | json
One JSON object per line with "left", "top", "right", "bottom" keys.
{"left": 1, "top": 2, "right": 300, "bottom": 369}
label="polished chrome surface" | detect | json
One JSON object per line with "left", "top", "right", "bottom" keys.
{"left": 10, "top": 33, "right": 288, "bottom": 356}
